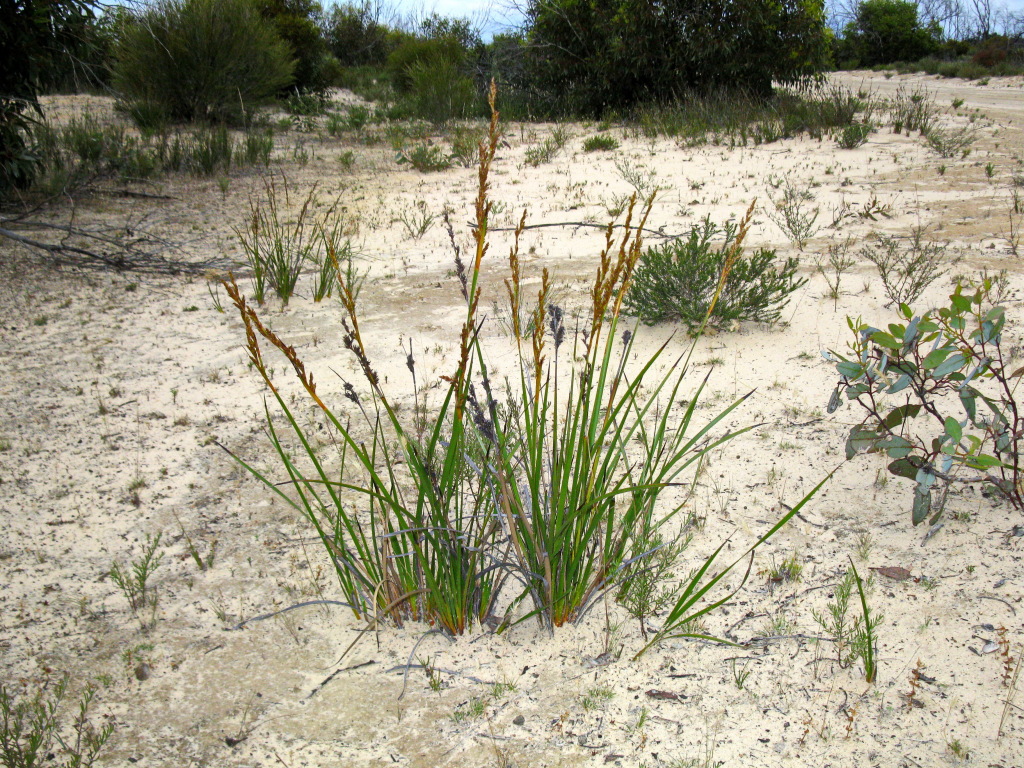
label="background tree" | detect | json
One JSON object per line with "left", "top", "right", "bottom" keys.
{"left": 258, "top": 0, "right": 331, "bottom": 93}
{"left": 324, "top": 1, "right": 395, "bottom": 66}
{"left": 524, "top": 0, "right": 831, "bottom": 116}
{"left": 838, "top": 0, "right": 942, "bottom": 65}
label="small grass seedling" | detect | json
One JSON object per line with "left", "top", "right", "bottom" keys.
{"left": 760, "top": 553, "right": 803, "bottom": 585}
{"left": 849, "top": 559, "right": 880, "bottom": 683}
{"left": 731, "top": 658, "right": 752, "bottom": 690}
{"left": 396, "top": 200, "right": 436, "bottom": 240}
{"left": 451, "top": 697, "right": 487, "bottom": 723}
{"left": 175, "top": 513, "right": 216, "bottom": 572}
{"left": 109, "top": 532, "right": 163, "bottom": 627}
{"left": 947, "top": 738, "right": 969, "bottom": 760}
{"left": 580, "top": 685, "right": 615, "bottom": 711}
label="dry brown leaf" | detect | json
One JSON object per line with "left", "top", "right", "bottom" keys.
{"left": 871, "top": 566, "right": 913, "bottom": 581}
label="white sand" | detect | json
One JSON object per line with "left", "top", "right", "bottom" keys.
{"left": 2, "top": 71, "right": 1023, "bottom": 766}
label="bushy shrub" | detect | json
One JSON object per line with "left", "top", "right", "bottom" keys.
{"left": 623, "top": 215, "right": 807, "bottom": 331}
{"left": 386, "top": 37, "right": 466, "bottom": 93}
{"left": 924, "top": 125, "right": 976, "bottom": 158}
{"left": 583, "top": 134, "right": 619, "bottom": 152}
{"left": 838, "top": 122, "right": 872, "bottom": 148}
{"left": 392, "top": 59, "right": 481, "bottom": 124}
{"left": 113, "top": 0, "right": 295, "bottom": 125}
{"left": 861, "top": 226, "right": 952, "bottom": 306}
{"left": 396, "top": 142, "right": 452, "bottom": 172}
{"left": 973, "top": 36, "right": 1009, "bottom": 68}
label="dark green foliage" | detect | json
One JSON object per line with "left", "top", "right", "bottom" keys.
{"left": 386, "top": 37, "right": 469, "bottom": 93}
{"left": 381, "top": 13, "right": 486, "bottom": 122}
{"left": 1, "top": 0, "right": 98, "bottom": 196}
{"left": 325, "top": 2, "right": 392, "bottom": 66}
{"left": 38, "top": 7, "right": 125, "bottom": 94}
{"left": 524, "top": 0, "right": 831, "bottom": 116}
{"left": 113, "top": 0, "right": 295, "bottom": 125}
{"left": 257, "top": 0, "right": 331, "bottom": 94}
{"left": 390, "top": 60, "right": 483, "bottom": 124}
{"left": 283, "top": 91, "right": 329, "bottom": 116}
{"left": 624, "top": 217, "right": 807, "bottom": 331}
{"left": 583, "top": 134, "right": 619, "bottom": 152}
{"left": 837, "top": 0, "right": 942, "bottom": 67}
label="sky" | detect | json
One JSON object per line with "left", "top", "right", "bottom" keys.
{"left": 370, "top": 0, "right": 1024, "bottom": 40}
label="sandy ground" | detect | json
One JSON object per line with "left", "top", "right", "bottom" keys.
{"left": 3, "top": 71, "right": 1024, "bottom": 767}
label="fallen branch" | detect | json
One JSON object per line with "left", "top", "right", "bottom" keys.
{"left": 0, "top": 219, "right": 232, "bottom": 274}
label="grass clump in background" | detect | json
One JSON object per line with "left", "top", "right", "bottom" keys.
{"left": 26, "top": 115, "right": 273, "bottom": 195}
{"left": 223, "top": 85, "right": 821, "bottom": 649}
{"left": 583, "top": 134, "right": 619, "bottom": 152}
{"left": 624, "top": 215, "right": 807, "bottom": 331}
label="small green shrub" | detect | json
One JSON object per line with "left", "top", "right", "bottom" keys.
{"left": 925, "top": 125, "right": 976, "bottom": 158}
{"left": 624, "top": 213, "right": 807, "bottom": 331}
{"left": 861, "top": 226, "right": 951, "bottom": 306}
{"left": 188, "top": 124, "right": 233, "bottom": 176}
{"left": 888, "top": 85, "right": 936, "bottom": 134}
{"left": 837, "top": 122, "right": 872, "bottom": 149}
{"left": 346, "top": 105, "right": 372, "bottom": 130}
{"left": 448, "top": 124, "right": 486, "bottom": 166}
{"left": 523, "top": 134, "right": 563, "bottom": 166}
{"left": 113, "top": 0, "right": 294, "bottom": 124}
{"left": 240, "top": 129, "right": 274, "bottom": 167}
{"left": 768, "top": 177, "right": 820, "bottom": 249}
{"left": 109, "top": 532, "right": 163, "bottom": 626}
{"left": 812, "top": 565, "right": 882, "bottom": 681}
{"left": 0, "top": 675, "right": 113, "bottom": 768}
{"left": 583, "top": 134, "right": 619, "bottom": 152}
{"left": 116, "top": 99, "right": 169, "bottom": 135}
{"left": 828, "top": 280, "right": 1024, "bottom": 523}
{"left": 397, "top": 142, "right": 451, "bottom": 172}
{"left": 283, "top": 90, "right": 329, "bottom": 117}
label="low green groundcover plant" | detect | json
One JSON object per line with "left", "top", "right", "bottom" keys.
{"left": 624, "top": 215, "right": 806, "bottom": 331}
{"left": 224, "top": 86, "right": 823, "bottom": 653}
